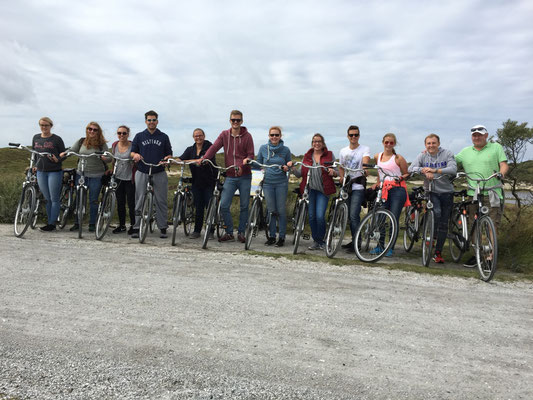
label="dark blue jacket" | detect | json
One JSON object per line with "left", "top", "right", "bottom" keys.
{"left": 178, "top": 140, "right": 217, "bottom": 188}
{"left": 131, "top": 129, "right": 172, "bottom": 174}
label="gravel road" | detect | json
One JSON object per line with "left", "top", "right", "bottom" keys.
{"left": 1, "top": 224, "right": 532, "bottom": 399}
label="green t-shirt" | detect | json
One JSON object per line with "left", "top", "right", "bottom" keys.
{"left": 455, "top": 141, "right": 507, "bottom": 199}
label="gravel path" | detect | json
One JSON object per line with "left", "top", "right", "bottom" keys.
{"left": 1, "top": 225, "right": 532, "bottom": 399}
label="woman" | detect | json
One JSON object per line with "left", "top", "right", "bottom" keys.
{"left": 293, "top": 133, "right": 336, "bottom": 251}
{"left": 62, "top": 122, "right": 110, "bottom": 232}
{"left": 372, "top": 133, "right": 410, "bottom": 257}
{"left": 177, "top": 128, "right": 217, "bottom": 239}
{"left": 32, "top": 117, "right": 66, "bottom": 232}
{"left": 256, "top": 126, "right": 292, "bottom": 247}
{"left": 408, "top": 134, "right": 457, "bottom": 263}
{"left": 111, "top": 125, "right": 136, "bottom": 234}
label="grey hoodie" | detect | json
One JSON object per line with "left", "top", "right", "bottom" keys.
{"left": 408, "top": 147, "right": 457, "bottom": 193}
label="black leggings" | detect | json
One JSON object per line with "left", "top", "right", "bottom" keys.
{"left": 116, "top": 179, "right": 135, "bottom": 227}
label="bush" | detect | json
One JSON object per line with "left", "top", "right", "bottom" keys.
{"left": 499, "top": 205, "right": 533, "bottom": 274}
{"left": 0, "top": 176, "right": 22, "bottom": 223}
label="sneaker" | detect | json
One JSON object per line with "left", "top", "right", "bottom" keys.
{"left": 275, "top": 238, "right": 285, "bottom": 247}
{"left": 369, "top": 246, "right": 384, "bottom": 255}
{"left": 433, "top": 251, "right": 445, "bottom": 264}
{"left": 40, "top": 224, "right": 56, "bottom": 232}
{"left": 308, "top": 242, "right": 321, "bottom": 250}
{"left": 113, "top": 226, "right": 126, "bottom": 234}
{"left": 237, "top": 233, "right": 246, "bottom": 243}
{"left": 345, "top": 245, "right": 355, "bottom": 253}
{"left": 189, "top": 231, "right": 200, "bottom": 239}
{"left": 127, "top": 226, "right": 135, "bottom": 235}
{"left": 341, "top": 241, "right": 353, "bottom": 249}
{"left": 69, "top": 224, "right": 79, "bottom": 232}
{"left": 130, "top": 228, "right": 139, "bottom": 238}
{"left": 160, "top": 229, "right": 168, "bottom": 239}
{"left": 385, "top": 248, "right": 394, "bottom": 257}
{"left": 265, "top": 237, "right": 276, "bottom": 246}
{"left": 218, "top": 233, "right": 235, "bottom": 242}
{"left": 318, "top": 242, "right": 325, "bottom": 250}
{"left": 463, "top": 256, "right": 477, "bottom": 268}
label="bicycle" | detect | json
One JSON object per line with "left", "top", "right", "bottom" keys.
{"left": 402, "top": 186, "right": 425, "bottom": 252}
{"left": 57, "top": 168, "right": 76, "bottom": 229}
{"left": 324, "top": 162, "right": 365, "bottom": 258}
{"left": 9, "top": 143, "right": 52, "bottom": 237}
{"left": 137, "top": 159, "right": 165, "bottom": 243}
{"left": 291, "top": 162, "right": 331, "bottom": 255}
{"left": 94, "top": 152, "right": 132, "bottom": 240}
{"left": 200, "top": 159, "right": 237, "bottom": 249}
{"left": 243, "top": 160, "right": 284, "bottom": 250}
{"left": 63, "top": 150, "right": 105, "bottom": 239}
{"left": 448, "top": 171, "right": 502, "bottom": 282}
{"left": 353, "top": 164, "right": 399, "bottom": 262}
{"left": 167, "top": 159, "right": 196, "bottom": 246}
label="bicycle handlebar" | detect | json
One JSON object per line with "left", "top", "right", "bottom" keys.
{"left": 362, "top": 163, "right": 402, "bottom": 179}
{"left": 292, "top": 161, "right": 332, "bottom": 170}
{"left": 246, "top": 160, "right": 284, "bottom": 169}
{"left": 332, "top": 162, "right": 365, "bottom": 174}
{"left": 139, "top": 159, "right": 167, "bottom": 167}
{"left": 100, "top": 151, "right": 131, "bottom": 162}
{"left": 166, "top": 159, "right": 197, "bottom": 166}
{"left": 455, "top": 171, "right": 503, "bottom": 182}
{"left": 9, "top": 143, "right": 53, "bottom": 157}
{"left": 65, "top": 150, "right": 104, "bottom": 158}
{"left": 201, "top": 158, "right": 237, "bottom": 171}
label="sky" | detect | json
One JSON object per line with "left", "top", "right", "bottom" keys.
{"left": 1, "top": 0, "right": 532, "bottom": 160}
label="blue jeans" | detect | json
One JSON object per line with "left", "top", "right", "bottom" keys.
{"left": 220, "top": 176, "right": 252, "bottom": 234}
{"left": 75, "top": 175, "right": 103, "bottom": 225}
{"left": 308, "top": 189, "right": 329, "bottom": 245}
{"left": 430, "top": 192, "right": 454, "bottom": 253}
{"left": 349, "top": 189, "right": 365, "bottom": 239}
{"left": 263, "top": 182, "right": 288, "bottom": 239}
{"left": 384, "top": 186, "right": 407, "bottom": 250}
{"left": 36, "top": 170, "right": 63, "bottom": 225}
{"left": 192, "top": 185, "right": 213, "bottom": 233}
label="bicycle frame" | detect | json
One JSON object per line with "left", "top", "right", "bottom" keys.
{"left": 167, "top": 159, "right": 196, "bottom": 245}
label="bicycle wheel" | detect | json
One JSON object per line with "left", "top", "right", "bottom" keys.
{"left": 476, "top": 216, "right": 498, "bottom": 282}
{"left": 183, "top": 191, "right": 195, "bottom": 236}
{"left": 291, "top": 201, "right": 301, "bottom": 245}
{"left": 95, "top": 190, "right": 115, "bottom": 240}
{"left": 171, "top": 193, "right": 182, "bottom": 246}
{"left": 293, "top": 201, "right": 307, "bottom": 255}
{"left": 215, "top": 200, "right": 224, "bottom": 239}
{"left": 402, "top": 206, "right": 418, "bottom": 252}
{"left": 30, "top": 197, "right": 40, "bottom": 229}
{"left": 263, "top": 202, "right": 272, "bottom": 241}
{"left": 77, "top": 187, "right": 86, "bottom": 239}
{"left": 354, "top": 208, "right": 398, "bottom": 262}
{"left": 202, "top": 196, "right": 217, "bottom": 249}
{"left": 139, "top": 191, "right": 153, "bottom": 243}
{"left": 448, "top": 209, "right": 467, "bottom": 263}
{"left": 58, "top": 185, "right": 74, "bottom": 229}
{"left": 325, "top": 202, "right": 348, "bottom": 258}
{"left": 421, "top": 210, "right": 435, "bottom": 267}
{"left": 14, "top": 185, "right": 36, "bottom": 238}
{"left": 245, "top": 197, "right": 261, "bottom": 250}
{"left": 149, "top": 209, "right": 156, "bottom": 233}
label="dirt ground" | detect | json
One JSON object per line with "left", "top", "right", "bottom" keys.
{"left": 1, "top": 224, "right": 532, "bottom": 399}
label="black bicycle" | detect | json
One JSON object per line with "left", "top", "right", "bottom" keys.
{"left": 9, "top": 143, "right": 52, "bottom": 237}
{"left": 138, "top": 159, "right": 164, "bottom": 243}
{"left": 167, "top": 159, "right": 196, "bottom": 246}
{"left": 57, "top": 168, "right": 76, "bottom": 229}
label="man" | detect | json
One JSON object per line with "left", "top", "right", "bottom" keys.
{"left": 201, "top": 110, "right": 254, "bottom": 243}
{"left": 130, "top": 110, "right": 173, "bottom": 239}
{"left": 455, "top": 124, "right": 508, "bottom": 267}
{"left": 338, "top": 125, "right": 371, "bottom": 253}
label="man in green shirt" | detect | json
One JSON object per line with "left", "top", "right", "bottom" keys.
{"left": 455, "top": 124, "right": 508, "bottom": 267}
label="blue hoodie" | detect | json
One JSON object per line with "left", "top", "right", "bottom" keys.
{"left": 131, "top": 128, "right": 173, "bottom": 174}
{"left": 256, "top": 139, "right": 292, "bottom": 185}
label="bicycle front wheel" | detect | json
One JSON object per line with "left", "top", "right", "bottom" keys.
{"left": 421, "top": 210, "right": 435, "bottom": 267}
{"left": 77, "top": 188, "right": 86, "bottom": 239}
{"left": 58, "top": 185, "right": 74, "bottom": 229}
{"left": 183, "top": 191, "right": 195, "bottom": 236}
{"left": 476, "top": 216, "right": 498, "bottom": 282}
{"left": 293, "top": 201, "right": 307, "bottom": 255}
{"left": 325, "top": 202, "right": 348, "bottom": 258}
{"left": 139, "top": 191, "right": 153, "bottom": 243}
{"left": 202, "top": 196, "right": 217, "bottom": 249}
{"left": 14, "top": 185, "right": 36, "bottom": 238}
{"left": 402, "top": 206, "right": 418, "bottom": 252}
{"left": 448, "top": 209, "right": 467, "bottom": 263}
{"left": 95, "top": 190, "right": 115, "bottom": 240}
{"left": 354, "top": 208, "right": 398, "bottom": 262}
{"left": 30, "top": 196, "right": 40, "bottom": 229}
{"left": 245, "top": 197, "right": 261, "bottom": 250}
{"left": 171, "top": 193, "right": 182, "bottom": 246}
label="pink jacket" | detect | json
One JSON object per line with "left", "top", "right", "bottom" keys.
{"left": 203, "top": 127, "right": 255, "bottom": 177}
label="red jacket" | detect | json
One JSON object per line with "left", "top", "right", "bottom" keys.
{"left": 299, "top": 147, "right": 336, "bottom": 196}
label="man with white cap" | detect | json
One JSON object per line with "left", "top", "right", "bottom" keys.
{"left": 455, "top": 124, "right": 508, "bottom": 267}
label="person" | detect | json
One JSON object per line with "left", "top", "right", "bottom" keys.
{"left": 338, "top": 125, "right": 371, "bottom": 253}
{"left": 292, "top": 133, "right": 336, "bottom": 251}
{"left": 62, "top": 122, "right": 110, "bottom": 232}
{"left": 200, "top": 110, "right": 254, "bottom": 243}
{"left": 371, "top": 133, "right": 410, "bottom": 257}
{"left": 455, "top": 124, "right": 508, "bottom": 267}
{"left": 176, "top": 128, "right": 217, "bottom": 239}
{"left": 32, "top": 117, "right": 66, "bottom": 232}
{"left": 130, "top": 110, "right": 173, "bottom": 239}
{"left": 408, "top": 134, "right": 457, "bottom": 263}
{"left": 111, "top": 125, "right": 136, "bottom": 235}
{"left": 256, "top": 126, "right": 292, "bottom": 247}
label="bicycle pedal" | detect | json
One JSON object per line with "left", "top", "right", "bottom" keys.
{"left": 303, "top": 234, "right": 310, "bottom": 240}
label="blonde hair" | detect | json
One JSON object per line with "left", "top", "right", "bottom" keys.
{"left": 269, "top": 126, "right": 282, "bottom": 135}
{"left": 39, "top": 117, "right": 53, "bottom": 127}
{"left": 382, "top": 133, "right": 398, "bottom": 155}
{"left": 84, "top": 121, "right": 107, "bottom": 149}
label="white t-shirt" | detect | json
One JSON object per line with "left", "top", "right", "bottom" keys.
{"left": 339, "top": 144, "right": 371, "bottom": 191}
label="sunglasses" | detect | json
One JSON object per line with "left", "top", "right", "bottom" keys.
{"left": 230, "top": 119, "right": 242, "bottom": 123}
{"left": 117, "top": 131, "right": 128, "bottom": 135}
{"left": 348, "top": 133, "right": 360, "bottom": 138}
{"left": 87, "top": 127, "right": 99, "bottom": 132}
{"left": 146, "top": 118, "right": 157, "bottom": 122}
{"left": 269, "top": 133, "right": 280, "bottom": 137}
{"left": 471, "top": 127, "right": 485, "bottom": 133}
{"left": 39, "top": 124, "right": 51, "bottom": 128}
{"left": 384, "top": 141, "right": 395, "bottom": 145}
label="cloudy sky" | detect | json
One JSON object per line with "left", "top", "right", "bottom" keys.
{"left": 1, "top": 0, "right": 532, "bottom": 160}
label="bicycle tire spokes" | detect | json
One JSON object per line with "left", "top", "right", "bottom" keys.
{"left": 476, "top": 217, "right": 498, "bottom": 282}
{"left": 355, "top": 209, "right": 397, "bottom": 262}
